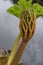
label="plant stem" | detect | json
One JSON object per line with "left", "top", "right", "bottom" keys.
{"left": 10, "top": 39, "right": 28, "bottom": 65}
{"left": 7, "top": 32, "right": 21, "bottom": 65}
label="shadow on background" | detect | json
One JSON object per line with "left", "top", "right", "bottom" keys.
{"left": 10, "top": 0, "right": 18, "bottom": 4}
{"left": 10, "top": 0, "right": 43, "bottom": 6}
{"left": 32, "top": 0, "right": 43, "bottom": 6}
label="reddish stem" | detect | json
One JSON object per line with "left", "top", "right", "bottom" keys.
{"left": 11, "top": 39, "right": 28, "bottom": 65}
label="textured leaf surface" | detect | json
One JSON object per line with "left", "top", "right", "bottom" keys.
{"left": 33, "top": 3, "right": 43, "bottom": 17}
{"left": 7, "top": 0, "right": 43, "bottom": 18}
{"left": 7, "top": 0, "right": 32, "bottom": 18}
{"left": 7, "top": 4, "right": 21, "bottom": 17}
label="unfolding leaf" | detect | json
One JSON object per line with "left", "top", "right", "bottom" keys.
{"left": 18, "top": 0, "right": 27, "bottom": 10}
{"left": 26, "top": 0, "right": 32, "bottom": 9}
{"left": 33, "top": 3, "right": 43, "bottom": 17}
{"left": 7, "top": 4, "right": 21, "bottom": 18}
{"left": 7, "top": 0, "right": 43, "bottom": 18}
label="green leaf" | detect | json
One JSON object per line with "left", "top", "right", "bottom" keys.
{"left": 18, "top": 0, "right": 27, "bottom": 10}
{"left": 7, "top": 0, "right": 43, "bottom": 18}
{"left": 7, "top": 0, "right": 33, "bottom": 18}
{"left": 33, "top": 3, "right": 43, "bottom": 17}
{"left": 7, "top": 4, "right": 21, "bottom": 18}
{"left": 26, "top": 0, "right": 32, "bottom": 9}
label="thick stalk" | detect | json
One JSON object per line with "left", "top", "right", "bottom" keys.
{"left": 7, "top": 32, "right": 21, "bottom": 65}
{"left": 10, "top": 39, "right": 28, "bottom": 65}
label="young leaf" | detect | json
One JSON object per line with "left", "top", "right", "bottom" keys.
{"left": 7, "top": 0, "right": 43, "bottom": 18}
{"left": 18, "top": 0, "right": 27, "bottom": 10}
{"left": 33, "top": 3, "right": 43, "bottom": 17}
{"left": 26, "top": 0, "right": 32, "bottom": 9}
{"left": 7, "top": 4, "right": 21, "bottom": 18}
{"left": 7, "top": 0, "right": 33, "bottom": 18}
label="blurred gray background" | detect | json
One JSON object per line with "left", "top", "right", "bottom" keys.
{"left": 0, "top": 0, "right": 43, "bottom": 65}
